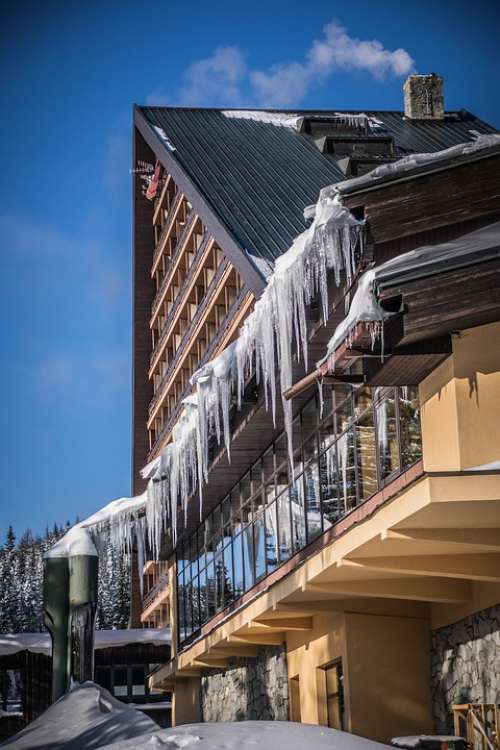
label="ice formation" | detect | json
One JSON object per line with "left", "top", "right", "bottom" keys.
{"left": 135, "top": 188, "right": 364, "bottom": 550}
{"left": 51, "top": 136, "right": 500, "bottom": 566}
{"left": 318, "top": 268, "right": 390, "bottom": 370}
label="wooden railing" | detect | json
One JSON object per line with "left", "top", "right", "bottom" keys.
{"left": 150, "top": 210, "right": 198, "bottom": 321}
{"left": 454, "top": 703, "right": 500, "bottom": 750}
{"left": 151, "top": 191, "right": 183, "bottom": 273}
{"left": 149, "top": 286, "right": 248, "bottom": 456}
{"left": 148, "top": 259, "right": 231, "bottom": 418}
{"left": 142, "top": 573, "right": 169, "bottom": 612}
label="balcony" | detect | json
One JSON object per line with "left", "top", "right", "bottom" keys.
{"left": 151, "top": 191, "right": 183, "bottom": 274}
{"left": 148, "top": 259, "right": 233, "bottom": 421}
{"left": 148, "top": 284, "right": 248, "bottom": 454}
{"left": 150, "top": 230, "right": 211, "bottom": 367}
{"left": 142, "top": 573, "right": 169, "bottom": 614}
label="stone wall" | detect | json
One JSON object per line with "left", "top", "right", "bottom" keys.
{"left": 431, "top": 604, "right": 500, "bottom": 732}
{"left": 201, "top": 644, "right": 288, "bottom": 722}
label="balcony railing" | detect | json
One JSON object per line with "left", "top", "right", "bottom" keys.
{"left": 148, "top": 259, "right": 232, "bottom": 420}
{"left": 150, "top": 230, "right": 211, "bottom": 367}
{"left": 151, "top": 191, "right": 183, "bottom": 272}
{"left": 149, "top": 285, "right": 249, "bottom": 456}
{"left": 142, "top": 573, "right": 169, "bottom": 613}
{"left": 150, "top": 211, "right": 198, "bottom": 322}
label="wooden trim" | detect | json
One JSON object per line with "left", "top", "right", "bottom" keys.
{"left": 149, "top": 292, "right": 254, "bottom": 456}
{"left": 152, "top": 173, "right": 172, "bottom": 226}
{"left": 151, "top": 191, "right": 185, "bottom": 277}
{"left": 150, "top": 212, "right": 199, "bottom": 327}
{"left": 149, "top": 238, "right": 215, "bottom": 375}
{"left": 148, "top": 264, "right": 236, "bottom": 427}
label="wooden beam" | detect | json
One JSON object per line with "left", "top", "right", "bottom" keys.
{"left": 208, "top": 644, "right": 259, "bottom": 658}
{"left": 227, "top": 633, "right": 285, "bottom": 646}
{"left": 383, "top": 527, "right": 500, "bottom": 552}
{"left": 276, "top": 600, "right": 351, "bottom": 615}
{"left": 305, "top": 576, "right": 471, "bottom": 603}
{"left": 251, "top": 617, "right": 313, "bottom": 632}
{"left": 343, "top": 553, "right": 500, "bottom": 582}
{"left": 192, "top": 658, "right": 229, "bottom": 669}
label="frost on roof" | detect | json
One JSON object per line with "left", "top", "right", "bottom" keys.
{"left": 153, "top": 125, "right": 176, "bottom": 152}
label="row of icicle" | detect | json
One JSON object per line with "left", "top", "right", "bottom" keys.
{"left": 79, "top": 187, "right": 365, "bottom": 563}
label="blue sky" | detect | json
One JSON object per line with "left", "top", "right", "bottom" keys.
{"left": 1, "top": 0, "right": 499, "bottom": 537}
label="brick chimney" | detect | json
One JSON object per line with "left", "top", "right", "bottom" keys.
{"left": 404, "top": 74, "right": 444, "bottom": 120}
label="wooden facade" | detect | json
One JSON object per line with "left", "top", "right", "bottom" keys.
{"left": 132, "top": 126, "right": 254, "bottom": 625}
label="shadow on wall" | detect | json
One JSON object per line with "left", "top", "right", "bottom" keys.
{"left": 431, "top": 604, "right": 500, "bottom": 733}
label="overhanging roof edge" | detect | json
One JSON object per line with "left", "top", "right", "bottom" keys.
{"left": 133, "top": 108, "right": 266, "bottom": 298}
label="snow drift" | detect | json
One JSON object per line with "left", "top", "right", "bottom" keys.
{"left": 1, "top": 682, "right": 156, "bottom": 750}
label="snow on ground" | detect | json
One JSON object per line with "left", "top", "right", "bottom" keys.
{"left": 2, "top": 683, "right": 394, "bottom": 750}
{"left": 1, "top": 682, "right": 156, "bottom": 750}
{"left": 101, "top": 721, "right": 393, "bottom": 750}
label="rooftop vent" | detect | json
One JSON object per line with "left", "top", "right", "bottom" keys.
{"left": 404, "top": 74, "right": 444, "bottom": 120}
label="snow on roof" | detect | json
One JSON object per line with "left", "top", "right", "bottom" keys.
{"left": 336, "top": 133, "right": 500, "bottom": 194}
{"left": 319, "top": 219, "right": 500, "bottom": 366}
{"left": 45, "top": 525, "right": 98, "bottom": 558}
{"left": 1, "top": 682, "right": 156, "bottom": 750}
{"left": 222, "top": 110, "right": 303, "bottom": 129}
{"left": 391, "top": 737, "right": 465, "bottom": 748}
{"left": 0, "top": 628, "right": 171, "bottom": 657}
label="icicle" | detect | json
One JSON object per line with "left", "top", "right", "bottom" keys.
{"left": 317, "top": 378, "right": 324, "bottom": 420}
{"left": 337, "top": 432, "right": 349, "bottom": 513}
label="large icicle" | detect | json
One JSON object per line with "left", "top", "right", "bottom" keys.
{"left": 190, "top": 189, "right": 364, "bottom": 484}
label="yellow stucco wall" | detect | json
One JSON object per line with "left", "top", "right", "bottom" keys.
{"left": 420, "top": 321, "right": 500, "bottom": 471}
{"left": 345, "top": 613, "right": 433, "bottom": 743}
{"left": 286, "top": 611, "right": 433, "bottom": 743}
{"left": 172, "top": 677, "right": 202, "bottom": 726}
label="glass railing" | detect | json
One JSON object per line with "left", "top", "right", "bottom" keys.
{"left": 176, "top": 385, "right": 422, "bottom": 646}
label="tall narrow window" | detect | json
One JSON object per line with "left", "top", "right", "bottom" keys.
{"left": 325, "top": 661, "right": 344, "bottom": 730}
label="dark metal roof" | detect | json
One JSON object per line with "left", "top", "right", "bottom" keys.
{"left": 136, "top": 106, "right": 498, "bottom": 280}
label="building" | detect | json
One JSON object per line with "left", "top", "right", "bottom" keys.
{"left": 0, "top": 629, "right": 172, "bottom": 739}
{"left": 131, "top": 75, "right": 500, "bottom": 742}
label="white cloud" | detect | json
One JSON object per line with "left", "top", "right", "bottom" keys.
{"left": 251, "top": 21, "right": 415, "bottom": 106}
{"left": 146, "top": 21, "right": 414, "bottom": 109}
{"left": 180, "top": 46, "right": 247, "bottom": 107}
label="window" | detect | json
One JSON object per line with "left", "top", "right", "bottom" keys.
{"left": 177, "top": 386, "right": 422, "bottom": 646}
{"left": 325, "top": 661, "right": 344, "bottom": 730}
